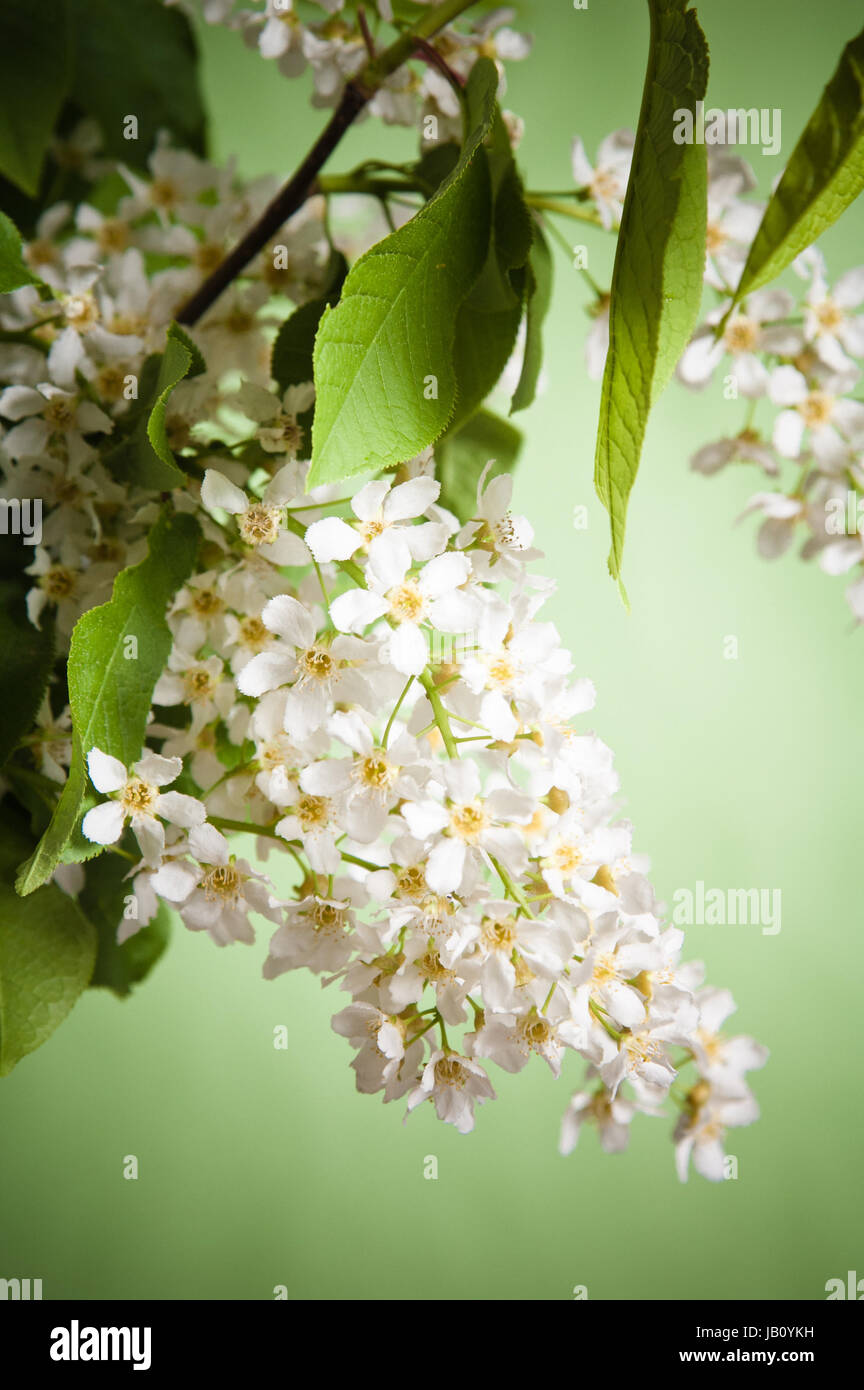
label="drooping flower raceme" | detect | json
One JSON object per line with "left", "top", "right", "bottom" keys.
{"left": 99, "top": 451, "right": 769, "bottom": 1176}
{"left": 0, "top": 24, "right": 765, "bottom": 1179}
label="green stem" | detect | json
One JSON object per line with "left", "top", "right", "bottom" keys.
{"left": 527, "top": 196, "right": 604, "bottom": 226}
{"left": 419, "top": 672, "right": 458, "bottom": 757}
{"left": 383, "top": 675, "right": 416, "bottom": 747}
{"left": 340, "top": 850, "right": 385, "bottom": 873}
{"left": 210, "top": 816, "right": 283, "bottom": 841}
{"left": 589, "top": 998, "right": 622, "bottom": 1042}
{"left": 487, "top": 853, "right": 535, "bottom": 919}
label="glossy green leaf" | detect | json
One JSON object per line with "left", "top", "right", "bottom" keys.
{"left": 146, "top": 321, "right": 206, "bottom": 478}
{"left": 732, "top": 24, "right": 864, "bottom": 304}
{"left": 16, "top": 508, "right": 200, "bottom": 896}
{"left": 0, "top": 810, "right": 96, "bottom": 1077}
{"left": 511, "top": 221, "right": 553, "bottom": 414}
{"left": 308, "top": 58, "right": 499, "bottom": 487}
{"left": 448, "top": 108, "right": 532, "bottom": 434}
{"left": 594, "top": 0, "right": 709, "bottom": 596}
{"left": 105, "top": 323, "right": 204, "bottom": 489}
{"left": 0, "top": 211, "right": 42, "bottom": 294}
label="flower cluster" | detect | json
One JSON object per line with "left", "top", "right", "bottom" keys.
{"left": 0, "top": 24, "right": 765, "bottom": 1179}
{"left": 16, "top": 365, "right": 765, "bottom": 1173}
{"left": 571, "top": 130, "right": 864, "bottom": 623}
{"left": 0, "top": 134, "right": 332, "bottom": 639}
{"left": 679, "top": 234, "right": 864, "bottom": 625}
{"left": 168, "top": 0, "right": 531, "bottom": 132}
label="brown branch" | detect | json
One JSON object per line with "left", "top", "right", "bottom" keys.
{"left": 176, "top": 0, "right": 481, "bottom": 328}
{"left": 357, "top": 7, "right": 377, "bottom": 62}
{"left": 412, "top": 37, "right": 465, "bottom": 90}
{"left": 177, "top": 82, "right": 368, "bottom": 326}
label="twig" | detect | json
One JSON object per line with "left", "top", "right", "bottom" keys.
{"left": 177, "top": 83, "right": 367, "bottom": 326}
{"left": 412, "top": 36, "right": 465, "bottom": 90}
{"left": 357, "top": 6, "right": 376, "bottom": 61}
{"left": 176, "top": 0, "right": 480, "bottom": 327}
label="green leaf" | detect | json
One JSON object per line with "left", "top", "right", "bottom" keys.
{"left": 0, "top": 578, "right": 55, "bottom": 772}
{"left": 66, "top": 0, "right": 207, "bottom": 166}
{"left": 146, "top": 321, "right": 206, "bottom": 478}
{"left": 308, "top": 58, "right": 499, "bottom": 488}
{"left": 511, "top": 222, "right": 553, "bottom": 414}
{"left": 731, "top": 24, "right": 864, "bottom": 305}
{"left": 105, "top": 323, "right": 204, "bottom": 489}
{"left": 16, "top": 508, "right": 201, "bottom": 896}
{"left": 448, "top": 108, "right": 532, "bottom": 434}
{"left": 0, "top": 211, "right": 42, "bottom": 294}
{"left": 0, "top": 3, "right": 70, "bottom": 196}
{"left": 79, "top": 853, "right": 171, "bottom": 998}
{"left": 594, "top": 0, "right": 709, "bottom": 596}
{"left": 436, "top": 408, "right": 523, "bottom": 524}
{"left": 409, "top": 142, "right": 460, "bottom": 195}
{"left": 0, "top": 809, "right": 96, "bottom": 1077}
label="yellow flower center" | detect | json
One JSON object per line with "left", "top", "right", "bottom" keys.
{"left": 449, "top": 800, "right": 489, "bottom": 843}
{"left": 434, "top": 1056, "right": 465, "bottom": 1088}
{"left": 388, "top": 580, "right": 426, "bottom": 623}
{"left": 487, "top": 654, "right": 516, "bottom": 688}
{"left": 298, "top": 644, "right": 335, "bottom": 683}
{"left": 121, "top": 778, "right": 158, "bottom": 815}
{"left": 110, "top": 311, "right": 148, "bottom": 337}
{"left": 396, "top": 865, "right": 427, "bottom": 899}
{"left": 814, "top": 299, "right": 844, "bottom": 332}
{"left": 97, "top": 219, "right": 130, "bottom": 254}
{"left": 95, "top": 364, "right": 128, "bottom": 400}
{"left": 183, "top": 666, "right": 217, "bottom": 702}
{"left": 64, "top": 292, "right": 99, "bottom": 332}
{"left": 44, "top": 397, "right": 77, "bottom": 431}
{"left": 312, "top": 900, "right": 345, "bottom": 934}
{"left": 150, "top": 177, "right": 180, "bottom": 209}
{"left": 356, "top": 753, "right": 395, "bottom": 792}
{"left": 201, "top": 864, "right": 241, "bottom": 902}
{"left": 238, "top": 615, "right": 270, "bottom": 649}
{"left": 723, "top": 316, "right": 758, "bottom": 353}
{"left": 297, "top": 794, "right": 329, "bottom": 830}
{"left": 190, "top": 588, "right": 224, "bottom": 617}
{"left": 41, "top": 566, "right": 76, "bottom": 599}
{"left": 800, "top": 390, "right": 834, "bottom": 427}
{"left": 518, "top": 1013, "right": 552, "bottom": 1049}
{"left": 238, "top": 502, "right": 282, "bottom": 546}
{"left": 481, "top": 916, "right": 517, "bottom": 951}
{"left": 225, "top": 308, "right": 255, "bottom": 335}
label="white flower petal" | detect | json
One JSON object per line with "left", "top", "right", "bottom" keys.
{"left": 81, "top": 800, "right": 126, "bottom": 845}
{"left": 86, "top": 747, "right": 127, "bottom": 793}
{"left": 304, "top": 516, "right": 362, "bottom": 562}
{"left": 201, "top": 469, "right": 248, "bottom": 515}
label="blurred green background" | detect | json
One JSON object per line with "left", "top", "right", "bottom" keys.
{"left": 2, "top": 0, "right": 862, "bottom": 1301}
